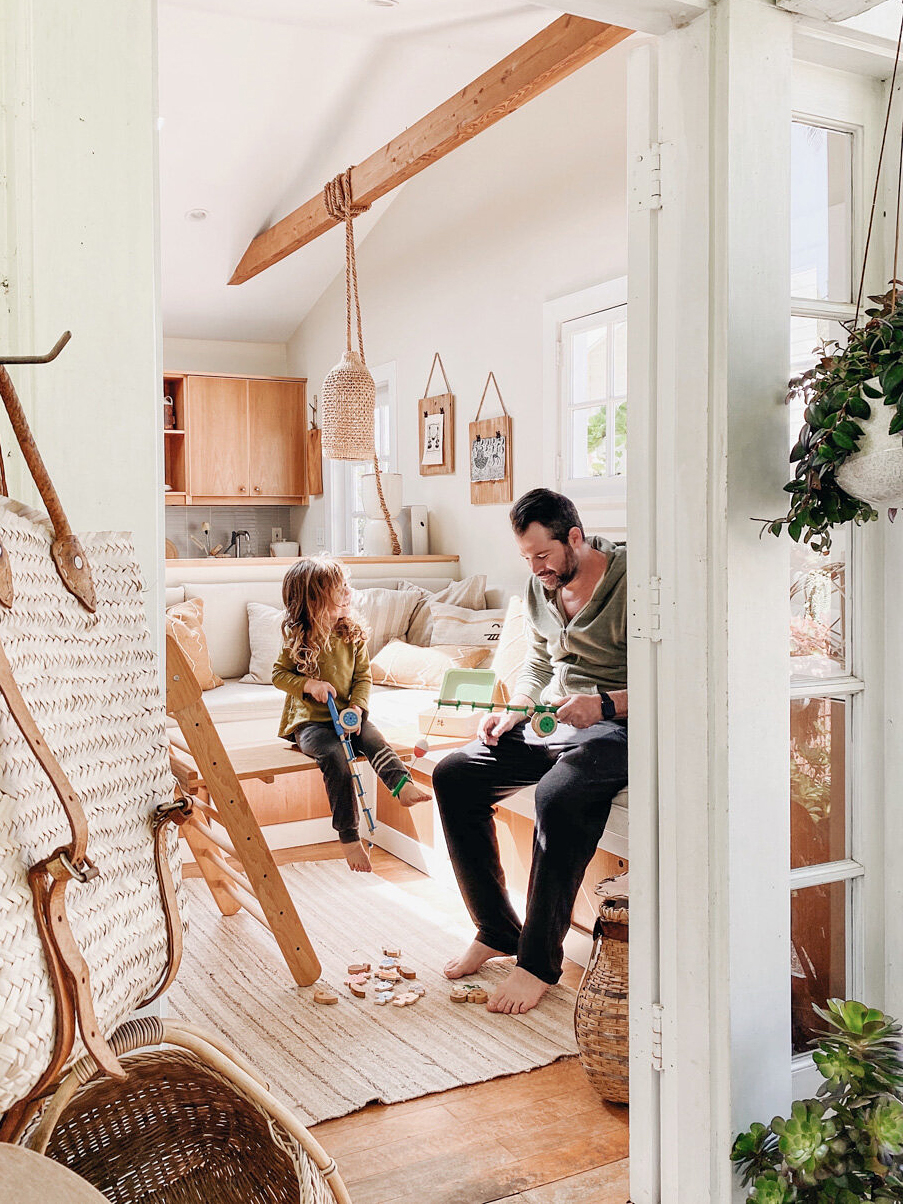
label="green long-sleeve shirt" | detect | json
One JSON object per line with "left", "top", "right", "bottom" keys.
{"left": 273, "top": 636, "right": 371, "bottom": 739}
{"left": 514, "top": 536, "right": 627, "bottom": 705}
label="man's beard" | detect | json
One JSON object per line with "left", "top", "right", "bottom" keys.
{"left": 539, "top": 545, "right": 578, "bottom": 594}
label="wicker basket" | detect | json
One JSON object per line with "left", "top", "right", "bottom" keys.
{"left": 25, "top": 1018, "right": 350, "bottom": 1204}
{"left": 574, "top": 877, "right": 629, "bottom": 1105}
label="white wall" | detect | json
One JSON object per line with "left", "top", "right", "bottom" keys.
{"left": 163, "top": 337, "right": 288, "bottom": 377}
{"left": 287, "top": 46, "right": 629, "bottom": 592}
{"left": 1, "top": 0, "right": 163, "bottom": 639}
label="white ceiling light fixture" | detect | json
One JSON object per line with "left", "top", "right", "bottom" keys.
{"left": 185, "top": 208, "right": 210, "bottom": 222}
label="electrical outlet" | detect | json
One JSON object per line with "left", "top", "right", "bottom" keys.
{"left": 271, "top": 527, "right": 283, "bottom": 544}
{"left": 316, "top": 526, "right": 326, "bottom": 548}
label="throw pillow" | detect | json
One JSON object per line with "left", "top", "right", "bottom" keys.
{"left": 348, "top": 586, "right": 423, "bottom": 656}
{"left": 370, "top": 640, "right": 491, "bottom": 689}
{"left": 429, "top": 602, "right": 507, "bottom": 648}
{"left": 241, "top": 602, "right": 286, "bottom": 685}
{"left": 165, "top": 597, "right": 223, "bottom": 691}
{"left": 403, "top": 574, "right": 487, "bottom": 646}
{"left": 489, "top": 596, "right": 530, "bottom": 703}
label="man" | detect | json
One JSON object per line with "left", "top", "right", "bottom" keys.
{"left": 433, "top": 488, "right": 628, "bottom": 1014}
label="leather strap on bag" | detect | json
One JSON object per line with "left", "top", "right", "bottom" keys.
{"left": 0, "top": 367, "right": 95, "bottom": 612}
{"left": 137, "top": 789, "right": 194, "bottom": 1007}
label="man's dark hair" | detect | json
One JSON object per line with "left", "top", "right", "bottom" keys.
{"left": 509, "top": 489, "right": 584, "bottom": 543}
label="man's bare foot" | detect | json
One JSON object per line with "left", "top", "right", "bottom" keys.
{"left": 343, "top": 840, "right": 372, "bottom": 872}
{"left": 397, "top": 779, "right": 431, "bottom": 808}
{"left": 443, "top": 940, "right": 509, "bottom": 980}
{"left": 487, "top": 966, "right": 549, "bottom": 1014}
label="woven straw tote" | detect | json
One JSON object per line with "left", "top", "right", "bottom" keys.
{"left": 574, "top": 877, "right": 629, "bottom": 1105}
{"left": 0, "top": 360, "right": 187, "bottom": 1126}
{"left": 25, "top": 1016, "right": 352, "bottom": 1204}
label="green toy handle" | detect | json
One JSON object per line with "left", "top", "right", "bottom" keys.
{"left": 433, "top": 698, "right": 558, "bottom": 715}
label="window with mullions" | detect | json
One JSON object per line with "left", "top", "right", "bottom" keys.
{"left": 330, "top": 373, "right": 395, "bottom": 555}
{"left": 789, "top": 118, "right": 862, "bottom": 1058}
{"left": 560, "top": 307, "right": 627, "bottom": 492}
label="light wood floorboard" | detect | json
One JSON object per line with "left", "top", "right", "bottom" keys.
{"left": 184, "top": 841, "right": 629, "bottom": 1201}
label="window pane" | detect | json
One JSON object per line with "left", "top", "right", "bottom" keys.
{"left": 791, "top": 879, "right": 847, "bottom": 1054}
{"left": 791, "top": 122, "right": 853, "bottom": 303}
{"left": 789, "top": 317, "right": 849, "bottom": 680}
{"left": 791, "top": 697, "right": 846, "bottom": 868}
{"left": 572, "top": 326, "right": 608, "bottom": 406}
{"left": 613, "top": 399, "right": 627, "bottom": 476}
{"left": 572, "top": 405, "right": 607, "bottom": 478}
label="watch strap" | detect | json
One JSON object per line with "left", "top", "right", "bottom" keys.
{"left": 598, "top": 690, "right": 616, "bottom": 720}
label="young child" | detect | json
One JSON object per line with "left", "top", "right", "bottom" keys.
{"left": 273, "top": 557, "right": 430, "bottom": 872}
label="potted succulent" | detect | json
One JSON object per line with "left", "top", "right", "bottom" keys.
{"left": 768, "top": 288, "right": 903, "bottom": 553}
{"left": 731, "top": 999, "right": 903, "bottom": 1202}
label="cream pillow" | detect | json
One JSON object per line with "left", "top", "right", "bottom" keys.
{"left": 403, "top": 575, "right": 487, "bottom": 646}
{"left": 349, "top": 586, "right": 422, "bottom": 656}
{"left": 241, "top": 602, "right": 286, "bottom": 685}
{"left": 165, "top": 597, "right": 223, "bottom": 691}
{"left": 370, "top": 639, "right": 491, "bottom": 689}
{"left": 489, "top": 597, "right": 530, "bottom": 703}
{"left": 429, "top": 602, "right": 507, "bottom": 648}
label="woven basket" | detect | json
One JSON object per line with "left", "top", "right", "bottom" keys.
{"left": 321, "top": 349, "right": 375, "bottom": 461}
{"left": 26, "top": 1018, "right": 350, "bottom": 1204}
{"left": 574, "top": 881, "right": 629, "bottom": 1105}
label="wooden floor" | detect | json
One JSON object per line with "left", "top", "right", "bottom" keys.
{"left": 184, "top": 842, "right": 629, "bottom": 1203}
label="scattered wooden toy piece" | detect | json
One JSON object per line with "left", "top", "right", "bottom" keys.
{"left": 347, "top": 963, "right": 371, "bottom": 975}
{"left": 450, "top": 986, "right": 469, "bottom": 1002}
{"left": 467, "top": 988, "right": 488, "bottom": 1004}
{"left": 391, "top": 991, "right": 421, "bottom": 1007}
{"left": 313, "top": 987, "right": 338, "bottom": 1005}
{"left": 398, "top": 966, "right": 417, "bottom": 980}
{"left": 409, "top": 985, "right": 426, "bottom": 998}
{"left": 344, "top": 973, "right": 370, "bottom": 986}
{"left": 379, "top": 957, "right": 400, "bottom": 969}
{"left": 382, "top": 947, "right": 402, "bottom": 958}
{"left": 377, "top": 968, "right": 401, "bottom": 983}
{"left": 349, "top": 984, "right": 367, "bottom": 999}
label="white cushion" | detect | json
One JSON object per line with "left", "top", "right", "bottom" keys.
{"left": 182, "top": 581, "right": 284, "bottom": 679}
{"left": 198, "top": 679, "right": 285, "bottom": 724}
{"left": 367, "top": 684, "right": 437, "bottom": 728}
{"left": 404, "top": 575, "right": 487, "bottom": 646}
{"left": 429, "top": 603, "right": 507, "bottom": 648}
{"left": 242, "top": 602, "right": 285, "bottom": 685}
{"left": 349, "top": 586, "right": 422, "bottom": 656}
{"left": 165, "top": 586, "right": 185, "bottom": 607}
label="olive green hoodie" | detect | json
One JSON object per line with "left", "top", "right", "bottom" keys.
{"left": 514, "top": 536, "right": 627, "bottom": 705}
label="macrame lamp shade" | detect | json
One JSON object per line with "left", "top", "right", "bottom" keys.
{"left": 321, "top": 351, "right": 375, "bottom": 462}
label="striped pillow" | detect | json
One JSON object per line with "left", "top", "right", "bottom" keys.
{"left": 429, "top": 603, "right": 507, "bottom": 648}
{"left": 349, "top": 586, "right": 423, "bottom": 656}
{"left": 371, "top": 640, "right": 490, "bottom": 689}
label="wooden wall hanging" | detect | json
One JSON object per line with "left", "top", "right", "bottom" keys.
{"left": 307, "top": 396, "right": 324, "bottom": 496}
{"left": 469, "top": 372, "right": 512, "bottom": 506}
{"left": 418, "top": 353, "right": 455, "bottom": 477}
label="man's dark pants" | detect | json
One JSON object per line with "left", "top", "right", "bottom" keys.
{"left": 432, "top": 719, "right": 628, "bottom": 985}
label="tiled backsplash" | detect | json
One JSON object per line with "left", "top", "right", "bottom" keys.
{"left": 165, "top": 506, "right": 295, "bottom": 559}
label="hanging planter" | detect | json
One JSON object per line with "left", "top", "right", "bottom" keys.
{"left": 768, "top": 288, "right": 903, "bottom": 552}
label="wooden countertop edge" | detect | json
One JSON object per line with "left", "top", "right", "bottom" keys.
{"left": 165, "top": 555, "right": 460, "bottom": 566}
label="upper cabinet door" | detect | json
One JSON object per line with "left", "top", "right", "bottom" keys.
{"left": 186, "top": 376, "right": 249, "bottom": 498}
{"left": 248, "top": 379, "right": 307, "bottom": 499}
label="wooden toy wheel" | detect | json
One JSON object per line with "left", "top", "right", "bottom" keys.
{"left": 531, "top": 711, "right": 558, "bottom": 738}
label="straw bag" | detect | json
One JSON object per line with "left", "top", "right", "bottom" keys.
{"left": 0, "top": 361, "right": 188, "bottom": 1122}
{"left": 574, "top": 875, "right": 629, "bottom": 1105}
{"left": 25, "top": 1017, "right": 351, "bottom": 1204}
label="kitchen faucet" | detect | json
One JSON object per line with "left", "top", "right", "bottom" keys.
{"left": 226, "top": 530, "right": 251, "bottom": 558}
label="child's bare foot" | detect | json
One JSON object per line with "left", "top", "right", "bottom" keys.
{"left": 444, "top": 939, "right": 509, "bottom": 979}
{"left": 397, "top": 779, "right": 431, "bottom": 808}
{"left": 487, "top": 966, "right": 549, "bottom": 1014}
{"left": 343, "top": 840, "right": 372, "bottom": 872}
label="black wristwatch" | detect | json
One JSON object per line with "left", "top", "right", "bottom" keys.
{"left": 598, "top": 690, "right": 616, "bottom": 720}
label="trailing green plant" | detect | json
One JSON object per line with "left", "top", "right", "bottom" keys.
{"left": 732, "top": 1000, "right": 903, "bottom": 1202}
{"left": 766, "top": 287, "right": 903, "bottom": 553}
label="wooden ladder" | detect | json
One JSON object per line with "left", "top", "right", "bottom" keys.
{"left": 165, "top": 632, "right": 321, "bottom": 986}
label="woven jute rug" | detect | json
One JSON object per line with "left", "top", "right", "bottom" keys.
{"left": 167, "top": 860, "right": 579, "bottom": 1125}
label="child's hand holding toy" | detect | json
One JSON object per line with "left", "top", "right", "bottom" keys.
{"left": 303, "top": 679, "right": 337, "bottom": 704}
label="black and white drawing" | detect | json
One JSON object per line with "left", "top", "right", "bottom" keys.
{"left": 421, "top": 411, "right": 445, "bottom": 467}
{"left": 470, "top": 433, "right": 506, "bottom": 483}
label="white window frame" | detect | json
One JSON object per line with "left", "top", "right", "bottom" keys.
{"left": 329, "top": 361, "right": 397, "bottom": 554}
{"left": 542, "top": 278, "right": 627, "bottom": 534}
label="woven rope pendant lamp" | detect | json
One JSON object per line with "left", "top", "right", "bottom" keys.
{"left": 321, "top": 170, "right": 400, "bottom": 553}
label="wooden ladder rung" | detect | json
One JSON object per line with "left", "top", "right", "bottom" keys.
{"left": 187, "top": 813, "right": 239, "bottom": 861}
{"left": 221, "top": 880, "right": 268, "bottom": 928}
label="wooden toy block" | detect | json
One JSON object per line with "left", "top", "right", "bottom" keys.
{"left": 349, "top": 983, "right": 366, "bottom": 999}
{"left": 377, "top": 968, "right": 401, "bottom": 983}
{"left": 398, "top": 966, "right": 417, "bottom": 980}
{"left": 374, "top": 994, "right": 391, "bottom": 1006}
{"left": 392, "top": 991, "right": 420, "bottom": 1007}
{"left": 409, "top": 985, "right": 426, "bottom": 997}
{"left": 379, "top": 956, "right": 400, "bottom": 968}
{"left": 450, "top": 986, "right": 469, "bottom": 1002}
{"left": 313, "top": 988, "right": 338, "bottom": 1005}
{"left": 382, "top": 946, "right": 402, "bottom": 958}
{"left": 344, "top": 973, "right": 369, "bottom": 986}
{"left": 347, "top": 962, "right": 371, "bottom": 974}
{"left": 466, "top": 988, "right": 488, "bottom": 1004}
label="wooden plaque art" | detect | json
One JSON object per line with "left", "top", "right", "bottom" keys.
{"left": 418, "top": 353, "right": 455, "bottom": 476}
{"left": 469, "top": 371, "right": 512, "bottom": 506}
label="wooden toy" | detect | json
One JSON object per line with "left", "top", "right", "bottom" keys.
{"left": 345, "top": 973, "right": 369, "bottom": 986}
{"left": 379, "top": 957, "right": 399, "bottom": 968}
{"left": 398, "top": 966, "right": 417, "bottom": 980}
{"left": 337, "top": 706, "right": 361, "bottom": 733}
{"left": 450, "top": 986, "right": 469, "bottom": 1002}
{"left": 313, "top": 987, "right": 338, "bottom": 1005}
{"left": 467, "top": 988, "right": 488, "bottom": 1004}
{"left": 530, "top": 710, "right": 559, "bottom": 737}
{"left": 413, "top": 736, "right": 430, "bottom": 758}
{"left": 377, "top": 968, "right": 401, "bottom": 983}
{"left": 450, "top": 982, "right": 488, "bottom": 1003}
{"left": 391, "top": 991, "right": 421, "bottom": 1007}
{"left": 409, "top": 985, "right": 426, "bottom": 997}
{"left": 347, "top": 962, "right": 370, "bottom": 974}
{"left": 326, "top": 695, "right": 375, "bottom": 834}
{"left": 374, "top": 994, "right": 392, "bottom": 1006}
{"left": 382, "top": 946, "right": 402, "bottom": 958}
{"left": 349, "top": 983, "right": 366, "bottom": 999}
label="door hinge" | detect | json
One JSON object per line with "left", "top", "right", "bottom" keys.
{"left": 652, "top": 1002, "right": 665, "bottom": 1072}
{"left": 628, "top": 575, "right": 669, "bottom": 642}
{"left": 629, "top": 143, "right": 663, "bottom": 213}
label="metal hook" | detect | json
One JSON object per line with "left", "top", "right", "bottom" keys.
{"left": 0, "top": 331, "right": 71, "bottom": 365}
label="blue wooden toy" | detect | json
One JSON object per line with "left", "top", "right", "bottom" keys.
{"left": 326, "top": 695, "right": 376, "bottom": 835}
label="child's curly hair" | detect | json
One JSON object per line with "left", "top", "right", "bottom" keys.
{"left": 281, "top": 557, "right": 367, "bottom": 678}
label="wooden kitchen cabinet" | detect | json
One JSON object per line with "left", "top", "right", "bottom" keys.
{"left": 171, "top": 372, "right": 308, "bottom": 504}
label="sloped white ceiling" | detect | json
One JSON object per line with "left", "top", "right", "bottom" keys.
{"left": 158, "top": 1, "right": 557, "bottom": 342}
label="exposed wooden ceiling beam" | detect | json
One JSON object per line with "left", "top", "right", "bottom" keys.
{"left": 229, "top": 15, "right": 632, "bottom": 285}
